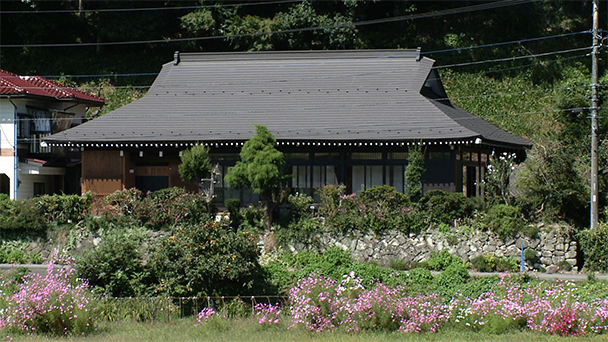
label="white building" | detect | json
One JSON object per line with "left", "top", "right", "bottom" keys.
{"left": 0, "top": 69, "right": 104, "bottom": 199}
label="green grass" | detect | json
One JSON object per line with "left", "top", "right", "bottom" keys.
{"left": 7, "top": 317, "right": 608, "bottom": 342}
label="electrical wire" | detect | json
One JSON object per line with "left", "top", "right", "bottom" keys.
{"left": 421, "top": 31, "right": 590, "bottom": 56}
{"left": 0, "top": 0, "right": 537, "bottom": 48}
{"left": 33, "top": 30, "right": 590, "bottom": 80}
{"left": 434, "top": 46, "right": 591, "bottom": 69}
{"left": 1, "top": 0, "right": 303, "bottom": 14}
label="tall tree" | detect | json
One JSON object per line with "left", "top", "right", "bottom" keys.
{"left": 225, "top": 125, "right": 288, "bottom": 230}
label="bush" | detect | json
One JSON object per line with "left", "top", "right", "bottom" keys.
{"left": 138, "top": 187, "right": 209, "bottom": 230}
{"left": 495, "top": 256, "right": 519, "bottom": 272}
{"left": 77, "top": 228, "right": 152, "bottom": 297}
{"left": 0, "top": 198, "right": 47, "bottom": 233}
{"left": 150, "top": 220, "right": 263, "bottom": 297}
{"left": 36, "top": 192, "right": 93, "bottom": 225}
{"left": 484, "top": 204, "right": 525, "bottom": 239}
{"left": 239, "top": 205, "right": 265, "bottom": 231}
{"left": 104, "top": 188, "right": 144, "bottom": 217}
{"left": 318, "top": 185, "right": 413, "bottom": 235}
{"left": 405, "top": 267, "right": 434, "bottom": 287}
{"left": 471, "top": 255, "right": 495, "bottom": 272}
{"left": 434, "top": 262, "right": 470, "bottom": 293}
{"left": 524, "top": 248, "right": 538, "bottom": 263}
{"left": 579, "top": 223, "right": 608, "bottom": 272}
{"left": 471, "top": 254, "right": 518, "bottom": 272}
{"left": 288, "top": 192, "right": 314, "bottom": 220}
{"left": 426, "top": 249, "right": 463, "bottom": 271}
{"left": 419, "top": 190, "right": 475, "bottom": 226}
{"left": 224, "top": 198, "right": 242, "bottom": 229}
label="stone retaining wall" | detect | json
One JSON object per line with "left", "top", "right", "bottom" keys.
{"left": 292, "top": 223, "right": 578, "bottom": 272}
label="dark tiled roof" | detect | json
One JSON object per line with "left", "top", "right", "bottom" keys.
{"left": 0, "top": 69, "right": 105, "bottom": 105}
{"left": 45, "top": 50, "right": 530, "bottom": 149}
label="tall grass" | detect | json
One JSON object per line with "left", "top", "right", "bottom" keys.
{"left": 8, "top": 318, "right": 608, "bottom": 342}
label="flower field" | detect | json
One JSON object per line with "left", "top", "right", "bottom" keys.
{"left": 222, "top": 272, "right": 608, "bottom": 337}
{"left": 1, "top": 254, "right": 608, "bottom": 339}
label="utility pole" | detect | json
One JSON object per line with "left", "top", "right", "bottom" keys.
{"left": 591, "top": 0, "right": 600, "bottom": 228}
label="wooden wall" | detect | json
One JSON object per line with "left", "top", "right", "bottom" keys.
{"left": 82, "top": 150, "right": 124, "bottom": 196}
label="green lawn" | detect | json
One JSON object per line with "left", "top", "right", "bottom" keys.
{"left": 8, "top": 318, "right": 608, "bottom": 342}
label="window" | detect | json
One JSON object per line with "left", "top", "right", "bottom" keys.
{"left": 292, "top": 166, "right": 310, "bottom": 193}
{"left": 314, "top": 153, "right": 340, "bottom": 160}
{"left": 349, "top": 152, "right": 382, "bottom": 160}
{"left": 429, "top": 152, "right": 451, "bottom": 160}
{"left": 352, "top": 165, "right": 383, "bottom": 191}
{"left": 312, "top": 165, "right": 338, "bottom": 188}
{"left": 285, "top": 153, "right": 309, "bottom": 160}
{"left": 387, "top": 152, "right": 408, "bottom": 159}
{"left": 386, "top": 165, "right": 405, "bottom": 193}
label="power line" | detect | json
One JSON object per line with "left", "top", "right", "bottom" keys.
{"left": 434, "top": 46, "right": 590, "bottom": 69}
{"left": 39, "top": 39, "right": 590, "bottom": 81}
{"left": 0, "top": 0, "right": 536, "bottom": 48}
{"left": 421, "top": 31, "right": 589, "bottom": 56}
{"left": 0, "top": 0, "right": 301, "bottom": 14}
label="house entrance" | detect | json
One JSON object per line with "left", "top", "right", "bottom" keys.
{"left": 0, "top": 174, "right": 9, "bottom": 196}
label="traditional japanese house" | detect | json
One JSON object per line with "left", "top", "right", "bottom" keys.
{"left": 44, "top": 49, "right": 532, "bottom": 204}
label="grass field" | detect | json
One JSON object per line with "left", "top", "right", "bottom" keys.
{"left": 7, "top": 317, "right": 608, "bottom": 342}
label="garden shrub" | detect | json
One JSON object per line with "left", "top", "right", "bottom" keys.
{"left": 150, "top": 220, "right": 263, "bottom": 297}
{"left": 104, "top": 188, "right": 144, "bottom": 217}
{"left": 483, "top": 204, "right": 525, "bottom": 239}
{"left": 434, "top": 262, "right": 470, "bottom": 295}
{"left": 524, "top": 248, "right": 538, "bottom": 263}
{"left": 419, "top": 190, "right": 475, "bottom": 226}
{"left": 316, "top": 184, "right": 345, "bottom": 218}
{"left": 0, "top": 198, "right": 47, "bottom": 233}
{"left": 263, "top": 259, "right": 295, "bottom": 291}
{"left": 77, "top": 228, "right": 152, "bottom": 297}
{"left": 239, "top": 205, "right": 265, "bottom": 231}
{"left": 36, "top": 192, "right": 93, "bottom": 225}
{"left": 405, "top": 267, "right": 434, "bottom": 287}
{"left": 578, "top": 223, "right": 608, "bottom": 272}
{"left": 138, "top": 187, "right": 209, "bottom": 230}
{"left": 358, "top": 185, "right": 410, "bottom": 208}
{"left": 471, "top": 254, "right": 518, "bottom": 272}
{"left": 495, "top": 256, "right": 519, "bottom": 272}
{"left": 426, "top": 249, "right": 464, "bottom": 271}
{"left": 471, "top": 254, "right": 495, "bottom": 272}
{"left": 224, "top": 198, "right": 242, "bottom": 229}
{"left": 389, "top": 259, "right": 408, "bottom": 271}
{"left": 288, "top": 192, "right": 314, "bottom": 220}
{"left": 318, "top": 185, "right": 413, "bottom": 235}
{"left": 279, "top": 217, "right": 323, "bottom": 248}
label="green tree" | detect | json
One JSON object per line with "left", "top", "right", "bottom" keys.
{"left": 178, "top": 143, "right": 212, "bottom": 190}
{"left": 225, "top": 125, "right": 288, "bottom": 230}
{"left": 405, "top": 144, "right": 425, "bottom": 201}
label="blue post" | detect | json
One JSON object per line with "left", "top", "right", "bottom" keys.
{"left": 521, "top": 241, "right": 524, "bottom": 273}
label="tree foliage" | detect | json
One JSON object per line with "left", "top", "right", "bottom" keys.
{"left": 179, "top": 143, "right": 212, "bottom": 187}
{"left": 405, "top": 144, "right": 425, "bottom": 201}
{"left": 225, "top": 125, "right": 288, "bottom": 230}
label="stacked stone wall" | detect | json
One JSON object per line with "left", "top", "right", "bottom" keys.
{"left": 292, "top": 223, "right": 577, "bottom": 272}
